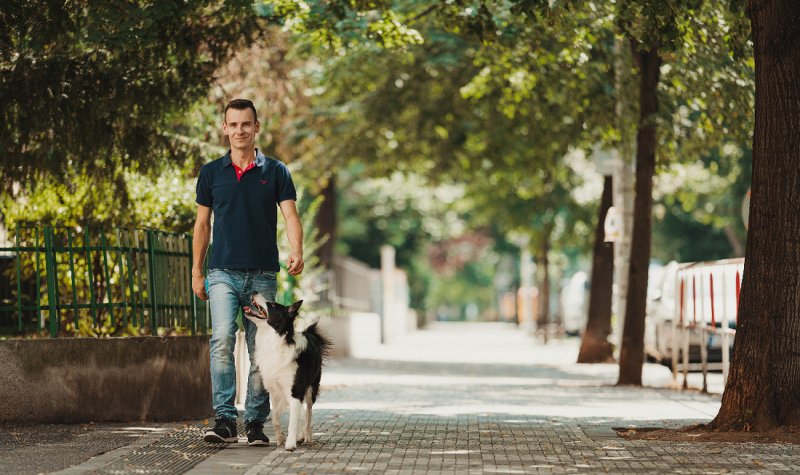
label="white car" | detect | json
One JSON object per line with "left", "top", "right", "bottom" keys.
{"left": 559, "top": 271, "right": 588, "bottom": 335}
{"left": 644, "top": 261, "right": 680, "bottom": 363}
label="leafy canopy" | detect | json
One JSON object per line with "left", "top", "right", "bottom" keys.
{"left": 0, "top": 0, "right": 258, "bottom": 187}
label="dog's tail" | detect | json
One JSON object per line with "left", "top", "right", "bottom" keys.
{"left": 306, "top": 323, "right": 332, "bottom": 361}
{"left": 305, "top": 322, "right": 331, "bottom": 404}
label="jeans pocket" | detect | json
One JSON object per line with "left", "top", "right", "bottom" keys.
{"left": 206, "top": 268, "right": 223, "bottom": 286}
{"left": 255, "top": 272, "right": 278, "bottom": 301}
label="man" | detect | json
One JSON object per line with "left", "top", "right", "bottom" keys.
{"left": 192, "top": 98, "right": 304, "bottom": 446}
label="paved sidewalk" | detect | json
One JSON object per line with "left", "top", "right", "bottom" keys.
{"left": 16, "top": 322, "right": 800, "bottom": 474}
{"left": 189, "top": 322, "right": 797, "bottom": 474}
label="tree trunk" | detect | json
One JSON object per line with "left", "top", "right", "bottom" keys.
{"left": 709, "top": 0, "right": 800, "bottom": 430}
{"left": 617, "top": 44, "right": 661, "bottom": 386}
{"left": 537, "top": 237, "right": 550, "bottom": 337}
{"left": 578, "top": 175, "right": 614, "bottom": 363}
{"left": 314, "top": 175, "right": 337, "bottom": 269}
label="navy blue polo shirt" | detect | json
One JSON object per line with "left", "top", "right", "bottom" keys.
{"left": 196, "top": 149, "right": 296, "bottom": 271}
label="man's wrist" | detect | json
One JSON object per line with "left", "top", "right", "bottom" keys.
{"left": 191, "top": 269, "right": 204, "bottom": 277}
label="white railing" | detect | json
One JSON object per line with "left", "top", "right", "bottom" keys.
{"left": 671, "top": 258, "right": 743, "bottom": 391}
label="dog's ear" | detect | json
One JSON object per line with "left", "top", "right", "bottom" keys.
{"left": 288, "top": 300, "right": 303, "bottom": 315}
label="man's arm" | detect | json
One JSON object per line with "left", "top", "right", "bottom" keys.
{"left": 192, "top": 205, "right": 212, "bottom": 300}
{"left": 279, "top": 199, "right": 304, "bottom": 275}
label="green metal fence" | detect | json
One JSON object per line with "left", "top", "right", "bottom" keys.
{"left": 0, "top": 226, "right": 208, "bottom": 337}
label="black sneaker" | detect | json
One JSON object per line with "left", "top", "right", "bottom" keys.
{"left": 245, "top": 421, "right": 270, "bottom": 446}
{"left": 204, "top": 417, "right": 237, "bottom": 443}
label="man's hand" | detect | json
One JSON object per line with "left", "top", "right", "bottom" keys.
{"left": 192, "top": 275, "right": 208, "bottom": 301}
{"left": 279, "top": 200, "right": 304, "bottom": 276}
{"left": 286, "top": 252, "right": 304, "bottom": 275}
{"left": 192, "top": 206, "right": 211, "bottom": 301}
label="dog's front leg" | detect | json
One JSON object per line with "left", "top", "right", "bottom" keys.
{"left": 270, "top": 395, "right": 285, "bottom": 446}
{"left": 296, "top": 406, "right": 306, "bottom": 445}
{"left": 285, "top": 397, "right": 302, "bottom": 451}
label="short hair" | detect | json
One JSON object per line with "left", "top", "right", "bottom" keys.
{"left": 223, "top": 98, "right": 258, "bottom": 123}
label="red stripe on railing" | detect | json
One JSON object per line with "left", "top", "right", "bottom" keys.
{"left": 735, "top": 270, "right": 741, "bottom": 323}
{"left": 692, "top": 275, "right": 697, "bottom": 325}
{"left": 679, "top": 277, "right": 685, "bottom": 324}
{"left": 709, "top": 273, "right": 716, "bottom": 327}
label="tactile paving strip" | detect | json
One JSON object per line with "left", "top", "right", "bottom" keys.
{"left": 92, "top": 424, "right": 229, "bottom": 474}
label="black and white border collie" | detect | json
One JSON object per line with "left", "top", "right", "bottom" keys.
{"left": 244, "top": 293, "right": 330, "bottom": 450}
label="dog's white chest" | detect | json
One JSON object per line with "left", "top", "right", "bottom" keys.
{"left": 251, "top": 329, "right": 306, "bottom": 402}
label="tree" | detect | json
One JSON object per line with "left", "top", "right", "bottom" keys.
{"left": 616, "top": 34, "right": 661, "bottom": 385}
{"left": 257, "top": 1, "right": 755, "bottom": 350}
{"left": 613, "top": 0, "right": 754, "bottom": 385}
{"left": 311, "top": 5, "right": 616, "bottom": 330}
{"left": 709, "top": 0, "right": 800, "bottom": 431}
{"left": 577, "top": 176, "right": 614, "bottom": 362}
{"left": 509, "top": 0, "right": 752, "bottom": 382}
{"left": 0, "top": 0, "right": 258, "bottom": 186}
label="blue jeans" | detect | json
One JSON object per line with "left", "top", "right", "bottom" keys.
{"left": 207, "top": 268, "right": 277, "bottom": 424}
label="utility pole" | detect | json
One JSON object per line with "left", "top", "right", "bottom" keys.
{"left": 611, "top": 150, "right": 634, "bottom": 355}
{"left": 611, "top": 37, "right": 636, "bottom": 356}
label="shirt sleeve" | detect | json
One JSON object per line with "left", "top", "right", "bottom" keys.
{"left": 275, "top": 163, "right": 297, "bottom": 203}
{"left": 196, "top": 166, "right": 213, "bottom": 207}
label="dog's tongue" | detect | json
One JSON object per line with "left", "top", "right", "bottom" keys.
{"left": 244, "top": 305, "right": 268, "bottom": 319}
{"left": 246, "top": 293, "right": 272, "bottom": 319}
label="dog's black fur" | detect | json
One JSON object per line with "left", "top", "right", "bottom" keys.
{"left": 257, "top": 298, "right": 330, "bottom": 402}
{"left": 244, "top": 294, "right": 330, "bottom": 449}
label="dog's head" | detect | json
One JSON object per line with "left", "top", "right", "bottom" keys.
{"left": 244, "top": 292, "right": 303, "bottom": 336}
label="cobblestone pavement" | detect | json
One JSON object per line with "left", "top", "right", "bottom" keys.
{"left": 51, "top": 322, "right": 800, "bottom": 474}
{"left": 0, "top": 422, "right": 181, "bottom": 475}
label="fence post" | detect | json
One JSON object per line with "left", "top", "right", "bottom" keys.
{"left": 84, "top": 228, "right": 98, "bottom": 326}
{"left": 115, "top": 228, "right": 128, "bottom": 326}
{"left": 147, "top": 230, "right": 158, "bottom": 334}
{"left": 99, "top": 232, "right": 114, "bottom": 321}
{"left": 188, "top": 234, "right": 196, "bottom": 336}
{"left": 43, "top": 226, "right": 59, "bottom": 338}
{"left": 34, "top": 227, "right": 42, "bottom": 330}
{"left": 14, "top": 227, "right": 23, "bottom": 332}
{"left": 67, "top": 228, "right": 79, "bottom": 329}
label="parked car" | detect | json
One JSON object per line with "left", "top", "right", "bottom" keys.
{"left": 559, "top": 271, "right": 588, "bottom": 335}
{"left": 644, "top": 261, "right": 680, "bottom": 364}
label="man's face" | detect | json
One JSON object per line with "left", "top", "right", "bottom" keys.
{"left": 222, "top": 108, "right": 260, "bottom": 150}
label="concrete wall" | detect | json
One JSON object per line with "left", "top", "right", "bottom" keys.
{"left": 324, "top": 312, "right": 382, "bottom": 358}
{"left": 0, "top": 336, "right": 212, "bottom": 423}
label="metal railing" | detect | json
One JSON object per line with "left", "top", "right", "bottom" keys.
{"left": 671, "top": 258, "right": 743, "bottom": 391}
{"left": 0, "top": 226, "right": 207, "bottom": 338}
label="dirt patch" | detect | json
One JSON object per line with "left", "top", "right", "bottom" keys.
{"left": 616, "top": 424, "right": 800, "bottom": 444}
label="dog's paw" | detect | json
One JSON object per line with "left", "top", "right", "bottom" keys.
{"left": 276, "top": 437, "right": 286, "bottom": 446}
{"left": 284, "top": 441, "right": 297, "bottom": 451}
{"left": 298, "top": 432, "right": 313, "bottom": 445}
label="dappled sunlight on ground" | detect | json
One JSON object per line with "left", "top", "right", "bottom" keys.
{"left": 323, "top": 321, "right": 722, "bottom": 422}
